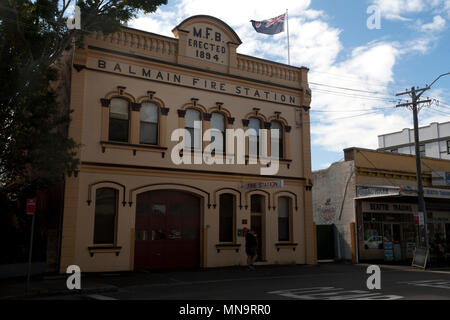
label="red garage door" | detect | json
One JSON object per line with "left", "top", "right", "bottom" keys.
{"left": 134, "top": 190, "right": 201, "bottom": 270}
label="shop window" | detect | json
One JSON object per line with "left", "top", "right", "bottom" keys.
{"left": 211, "top": 112, "right": 226, "bottom": 153}
{"left": 248, "top": 117, "right": 261, "bottom": 158}
{"left": 278, "top": 196, "right": 290, "bottom": 241}
{"left": 270, "top": 121, "right": 284, "bottom": 159}
{"left": 250, "top": 194, "right": 264, "bottom": 213}
{"left": 363, "top": 213, "right": 384, "bottom": 250}
{"left": 109, "top": 98, "right": 129, "bottom": 142}
{"left": 219, "top": 193, "right": 235, "bottom": 242}
{"left": 140, "top": 102, "right": 159, "bottom": 145}
{"left": 185, "top": 108, "right": 202, "bottom": 150}
{"left": 93, "top": 188, "right": 118, "bottom": 245}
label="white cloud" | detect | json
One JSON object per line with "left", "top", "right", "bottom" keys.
{"left": 420, "top": 15, "right": 446, "bottom": 31}
{"left": 371, "top": 0, "right": 450, "bottom": 23}
{"left": 372, "top": 0, "right": 425, "bottom": 20}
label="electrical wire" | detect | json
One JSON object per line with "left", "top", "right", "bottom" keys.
{"left": 310, "top": 106, "right": 396, "bottom": 113}
{"left": 310, "top": 82, "right": 386, "bottom": 95}
{"left": 309, "top": 109, "right": 393, "bottom": 123}
{"left": 311, "top": 87, "right": 402, "bottom": 103}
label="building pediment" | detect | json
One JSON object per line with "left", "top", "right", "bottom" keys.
{"left": 172, "top": 15, "right": 242, "bottom": 46}
{"left": 172, "top": 15, "right": 242, "bottom": 73}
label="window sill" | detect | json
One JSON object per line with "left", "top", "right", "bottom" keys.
{"left": 275, "top": 243, "right": 298, "bottom": 252}
{"left": 215, "top": 243, "right": 241, "bottom": 253}
{"left": 179, "top": 148, "right": 205, "bottom": 156}
{"left": 100, "top": 141, "right": 167, "bottom": 158}
{"left": 88, "top": 245, "right": 122, "bottom": 257}
{"left": 244, "top": 156, "right": 293, "bottom": 168}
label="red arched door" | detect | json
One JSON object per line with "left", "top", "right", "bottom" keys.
{"left": 134, "top": 190, "right": 201, "bottom": 270}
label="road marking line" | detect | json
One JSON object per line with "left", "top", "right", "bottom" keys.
{"left": 398, "top": 279, "right": 450, "bottom": 289}
{"left": 268, "top": 287, "right": 403, "bottom": 300}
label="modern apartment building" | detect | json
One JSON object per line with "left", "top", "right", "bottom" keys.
{"left": 378, "top": 121, "right": 450, "bottom": 159}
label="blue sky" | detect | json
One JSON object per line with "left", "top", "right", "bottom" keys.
{"left": 130, "top": 0, "right": 450, "bottom": 170}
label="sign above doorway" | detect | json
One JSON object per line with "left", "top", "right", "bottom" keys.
{"left": 242, "top": 180, "right": 284, "bottom": 191}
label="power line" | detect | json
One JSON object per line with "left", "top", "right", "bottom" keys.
{"left": 309, "top": 69, "right": 407, "bottom": 92}
{"left": 428, "top": 108, "right": 450, "bottom": 116}
{"left": 310, "top": 106, "right": 395, "bottom": 113}
{"left": 309, "top": 82, "right": 392, "bottom": 96}
{"left": 312, "top": 87, "right": 401, "bottom": 103}
{"left": 310, "top": 109, "right": 392, "bottom": 123}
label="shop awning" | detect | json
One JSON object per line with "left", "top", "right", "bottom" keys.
{"left": 355, "top": 185, "right": 401, "bottom": 199}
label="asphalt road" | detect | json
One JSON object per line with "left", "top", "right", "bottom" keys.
{"left": 36, "top": 263, "right": 450, "bottom": 300}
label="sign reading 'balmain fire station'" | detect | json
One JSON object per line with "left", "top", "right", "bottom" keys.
{"left": 91, "top": 58, "right": 299, "bottom": 106}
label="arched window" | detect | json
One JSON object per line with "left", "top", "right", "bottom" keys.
{"left": 109, "top": 98, "right": 129, "bottom": 142}
{"left": 211, "top": 112, "right": 226, "bottom": 153}
{"left": 219, "top": 193, "right": 235, "bottom": 242}
{"left": 278, "top": 196, "right": 290, "bottom": 241}
{"left": 248, "top": 117, "right": 261, "bottom": 158}
{"left": 250, "top": 194, "right": 264, "bottom": 213}
{"left": 140, "top": 102, "right": 159, "bottom": 145}
{"left": 94, "top": 188, "right": 118, "bottom": 245}
{"left": 271, "top": 121, "right": 284, "bottom": 159}
{"left": 185, "top": 108, "right": 202, "bottom": 150}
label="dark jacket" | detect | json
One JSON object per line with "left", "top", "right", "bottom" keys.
{"left": 245, "top": 232, "right": 257, "bottom": 248}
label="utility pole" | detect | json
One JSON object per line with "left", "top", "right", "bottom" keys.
{"left": 396, "top": 88, "right": 431, "bottom": 251}
{"left": 395, "top": 72, "right": 450, "bottom": 255}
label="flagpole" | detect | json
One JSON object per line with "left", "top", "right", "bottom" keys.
{"left": 286, "top": 9, "right": 290, "bottom": 65}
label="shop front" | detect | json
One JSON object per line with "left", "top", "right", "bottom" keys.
{"left": 357, "top": 197, "right": 450, "bottom": 264}
{"left": 426, "top": 208, "right": 450, "bottom": 264}
{"left": 358, "top": 200, "right": 417, "bottom": 262}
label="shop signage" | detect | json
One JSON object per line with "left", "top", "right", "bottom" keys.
{"left": 406, "top": 242, "right": 416, "bottom": 259}
{"left": 26, "top": 198, "right": 36, "bottom": 215}
{"left": 431, "top": 171, "right": 450, "bottom": 186}
{"left": 412, "top": 247, "right": 429, "bottom": 269}
{"left": 418, "top": 212, "right": 425, "bottom": 226}
{"left": 393, "top": 243, "right": 402, "bottom": 261}
{"left": 242, "top": 180, "right": 284, "bottom": 191}
{"left": 400, "top": 186, "right": 450, "bottom": 199}
{"left": 356, "top": 185, "right": 400, "bottom": 198}
{"left": 414, "top": 212, "right": 425, "bottom": 226}
{"left": 90, "top": 58, "right": 300, "bottom": 107}
{"left": 362, "top": 202, "right": 417, "bottom": 214}
{"left": 428, "top": 211, "right": 450, "bottom": 223}
{"left": 384, "top": 242, "right": 394, "bottom": 261}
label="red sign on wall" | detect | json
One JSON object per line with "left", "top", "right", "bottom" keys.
{"left": 26, "top": 198, "right": 36, "bottom": 215}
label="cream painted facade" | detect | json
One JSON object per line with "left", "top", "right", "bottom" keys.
{"left": 59, "top": 15, "right": 315, "bottom": 273}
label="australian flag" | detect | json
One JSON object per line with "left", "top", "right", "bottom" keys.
{"left": 251, "top": 13, "right": 286, "bottom": 35}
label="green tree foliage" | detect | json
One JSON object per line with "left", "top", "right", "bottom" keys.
{"left": 0, "top": 0, "right": 167, "bottom": 199}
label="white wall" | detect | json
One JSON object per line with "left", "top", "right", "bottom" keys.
{"left": 312, "top": 161, "right": 355, "bottom": 261}
{"left": 378, "top": 121, "right": 450, "bottom": 159}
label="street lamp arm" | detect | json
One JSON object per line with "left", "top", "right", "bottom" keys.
{"left": 417, "top": 72, "right": 450, "bottom": 99}
{"left": 428, "top": 72, "right": 450, "bottom": 89}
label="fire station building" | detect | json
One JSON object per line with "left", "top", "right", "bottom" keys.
{"left": 59, "top": 15, "right": 315, "bottom": 272}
